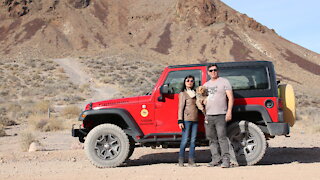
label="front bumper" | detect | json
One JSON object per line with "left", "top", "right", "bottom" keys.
{"left": 71, "top": 124, "right": 88, "bottom": 143}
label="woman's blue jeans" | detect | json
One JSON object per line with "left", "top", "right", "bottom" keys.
{"left": 179, "top": 121, "right": 198, "bottom": 159}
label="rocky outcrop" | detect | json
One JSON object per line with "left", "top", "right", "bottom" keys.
{"left": 175, "top": 0, "right": 267, "bottom": 33}
{"left": 3, "top": 0, "right": 34, "bottom": 17}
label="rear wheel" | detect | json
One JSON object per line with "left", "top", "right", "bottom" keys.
{"left": 84, "top": 124, "right": 129, "bottom": 168}
{"left": 228, "top": 121, "right": 266, "bottom": 166}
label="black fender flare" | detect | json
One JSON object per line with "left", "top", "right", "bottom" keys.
{"left": 233, "top": 105, "right": 272, "bottom": 123}
{"left": 79, "top": 108, "right": 144, "bottom": 141}
{"left": 232, "top": 105, "right": 289, "bottom": 135}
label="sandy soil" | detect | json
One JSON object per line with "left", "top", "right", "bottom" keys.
{"left": 1, "top": 123, "right": 320, "bottom": 180}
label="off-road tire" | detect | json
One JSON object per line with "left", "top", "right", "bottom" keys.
{"left": 84, "top": 124, "right": 129, "bottom": 168}
{"left": 228, "top": 121, "right": 267, "bottom": 166}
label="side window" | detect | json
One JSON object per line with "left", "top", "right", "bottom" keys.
{"left": 218, "top": 67, "right": 269, "bottom": 90}
{"left": 164, "top": 70, "right": 202, "bottom": 94}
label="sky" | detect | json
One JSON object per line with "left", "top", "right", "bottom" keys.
{"left": 222, "top": 0, "right": 320, "bottom": 54}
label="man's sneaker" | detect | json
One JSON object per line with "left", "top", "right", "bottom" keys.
{"left": 221, "top": 160, "right": 230, "bottom": 168}
{"left": 207, "top": 161, "right": 220, "bottom": 167}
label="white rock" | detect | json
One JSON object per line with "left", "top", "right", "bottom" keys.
{"left": 28, "top": 142, "right": 42, "bottom": 152}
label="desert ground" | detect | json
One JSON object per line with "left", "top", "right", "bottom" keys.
{"left": 0, "top": 122, "right": 320, "bottom": 180}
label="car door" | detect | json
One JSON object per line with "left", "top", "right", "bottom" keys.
{"left": 154, "top": 68, "right": 203, "bottom": 133}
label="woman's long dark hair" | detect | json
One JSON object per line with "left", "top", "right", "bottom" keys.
{"left": 181, "top": 75, "right": 195, "bottom": 92}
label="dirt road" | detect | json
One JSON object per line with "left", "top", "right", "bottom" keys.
{"left": 54, "top": 58, "right": 119, "bottom": 106}
{"left": 1, "top": 125, "right": 319, "bottom": 180}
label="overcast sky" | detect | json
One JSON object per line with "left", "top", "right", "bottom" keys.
{"left": 223, "top": 0, "right": 320, "bottom": 54}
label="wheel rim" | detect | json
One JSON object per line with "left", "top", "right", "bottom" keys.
{"left": 230, "top": 130, "right": 258, "bottom": 158}
{"left": 95, "top": 134, "right": 121, "bottom": 160}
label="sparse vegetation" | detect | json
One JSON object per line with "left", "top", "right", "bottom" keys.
{"left": 295, "top": 93, "right": 320, "bottom": 134}
{"left": 61, "top": 105, "right": 81, "bottom": 119}
{"left": 34, "top": 100, "right": 51, "bottom": 115}
{"left": 28, "top": 114, "right": 64, "bottom": 132}
{"left": 80, "top": 54, "right": 165, "bottom": 97}
{"left": 20, "top": 131, "right": 36, "bottom": 151}
{"left": 0, "top": 58, "right": 86, "bottom": 109}
{"left": 0, "top": 115, "right": 17, "bottom": 126}
{"left": 0, "top": 124, "right": 6, "bottom": 137}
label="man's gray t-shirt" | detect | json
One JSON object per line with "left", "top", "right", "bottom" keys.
{"left": 204, "top": 77, "right": 232, "bottom": 115}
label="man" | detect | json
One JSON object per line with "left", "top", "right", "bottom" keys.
{"left": 203, "top": 64, "right": 234, "bottom": 168}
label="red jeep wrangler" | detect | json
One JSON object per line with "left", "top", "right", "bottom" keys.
{"left": 72, "top": 61, "right": 295, "bottom": 168}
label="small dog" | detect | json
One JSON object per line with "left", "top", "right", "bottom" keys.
{"left": 196, "top": 86, "right": 207, "bottom": 115}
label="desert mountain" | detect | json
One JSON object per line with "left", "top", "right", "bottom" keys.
{"left": 0, "top": 0, "right": 319, "bottom": 96}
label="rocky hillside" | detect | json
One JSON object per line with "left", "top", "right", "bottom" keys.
{"left": 0, "top": 0, "right": 319, "bottom": 96}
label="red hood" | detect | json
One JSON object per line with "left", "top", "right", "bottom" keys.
{"left": 85, "top": 95, "right": 151, "bottom": 110}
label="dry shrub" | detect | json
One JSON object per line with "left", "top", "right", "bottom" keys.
{"left": 43, "top": 118, "right": 64, "bottom": 132}
{"left": 28, "top": 114, "right": 64, "bottom": 132}
{"left": 0, "top": 124, "right": 6, "bottom": 137}
{"left": 20, "top": 131, "right": 36, "bottom": 151}
{"left": 312, "top": 126, "right": 320, "bottom": 133}
{"left": 79, "top": 83, "right": 90, "bottom": 94}
{"left": 5, "top": 103, "right": 21, "bottom": 123}
{"left": 34, "top": 100, "right": 51, "bottom": 114}
{"left": 62, "top": 105, "right": 81, "bottom": 119}
{"left": 57, "top": 67, "right": 65, "bottom": 73}
{"left": 0, "top": 115, "right": 17, "bottom": 126}
{"left": 296, "top": 106, "right": 320, "bottom": 134}
{"left": 28, "top": 114, "right": 48, "bottom": 130}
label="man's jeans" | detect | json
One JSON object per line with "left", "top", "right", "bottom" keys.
{"left": 179, "top": 121, "right": 198, "bottom": 159}
{"left": 205, "top": 114, "right": 230, "bottom": 163}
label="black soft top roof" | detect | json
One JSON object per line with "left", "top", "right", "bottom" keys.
{"left": 168, "top": 60, "right": 273, "bottom": 69}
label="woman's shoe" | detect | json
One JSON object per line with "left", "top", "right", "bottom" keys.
{"left": 178, "top": 158, "right": 184, "bottom": 167}
{"left": 188, "top": 158, "right": 197, "bottom": 167}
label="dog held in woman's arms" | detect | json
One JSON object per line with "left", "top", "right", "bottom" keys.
{"left": 196, "top": 86, "right": 207, "bottom": 115}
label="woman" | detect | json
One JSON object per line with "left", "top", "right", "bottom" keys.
{"left": 178, "top": 75, "right": 199, "bottom": 167}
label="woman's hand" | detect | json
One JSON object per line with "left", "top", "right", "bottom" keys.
{"left": 178, "top": 123, "right": 184, "bottom": 129}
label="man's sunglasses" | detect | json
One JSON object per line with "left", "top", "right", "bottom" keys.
{"left": 185, "top": 79, "right": 194, "bottom": 82}
{"left": 208, "top": 69, "right": 218, "bottom": 72}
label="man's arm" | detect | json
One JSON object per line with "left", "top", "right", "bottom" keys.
{"left": 225, "top": 90, "right": 234, "bottom": 121}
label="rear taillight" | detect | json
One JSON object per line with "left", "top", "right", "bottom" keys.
{"left": 278, "top": 98, "right": 283, "bottom": 110}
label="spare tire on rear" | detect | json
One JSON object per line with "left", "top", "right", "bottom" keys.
{"left": 278, "top": 84, "right": 296, "bottom": 127}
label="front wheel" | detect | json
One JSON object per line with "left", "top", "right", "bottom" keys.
{"left": 228, "top": 121, "right": 267, "bottom": 166}
{"left": 84, "top": 124, "right": 130, "bottom": 168}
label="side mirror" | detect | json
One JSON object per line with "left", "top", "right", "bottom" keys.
{"left": 158, "top": 84, "right": 170, "bottom": 102}
{"left": 160, "top": 84, "right": 170, "bottom": 94}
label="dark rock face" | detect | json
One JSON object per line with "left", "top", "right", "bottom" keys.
{"left": 3, "top": 0, "right": 32, "bottom": 17}
{"left": 70, "top": 0, "right": 90, "bottom": 9}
